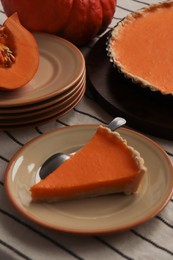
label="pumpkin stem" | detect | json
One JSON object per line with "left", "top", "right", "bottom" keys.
{"left": 0, "top": 26, "right": 15, "bottom": 67}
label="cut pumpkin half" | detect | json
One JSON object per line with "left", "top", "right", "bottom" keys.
{"left": 0, "top": 12, "right": 39, "bottom": 90}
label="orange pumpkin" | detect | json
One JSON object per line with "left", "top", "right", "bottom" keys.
{"left": 0, "top": 12, "right": 39, "bottom": 90}
{"left": 1, "top": 0, "right": 116, "bottom": 46}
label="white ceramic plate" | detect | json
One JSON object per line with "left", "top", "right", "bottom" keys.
{"left": 5, "top": 126, "right": 173, "bottom": 234}
{"left": 0, "top": 33, "right": 85, "bottom": 107}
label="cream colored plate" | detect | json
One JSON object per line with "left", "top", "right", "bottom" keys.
{"left": 5, "top": 126, "right": 173, "bottom": 234}
{"left": 0, "top": 81, "right": 85, "bottom": 125}
{"left": 0, "top": 76, "right": 85, "bottom": 119}
{"left": 0, "top": 33, "right": 85, "bottom": 107}
{"left": 0, "top": 70, "right": 86, "bottom": 114}
{"left": 0, "top": 84, "right": 85, "bottom": 130}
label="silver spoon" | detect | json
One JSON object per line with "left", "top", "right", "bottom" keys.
{"left": 39, "top": 117, "right": 126, "bottom": 179}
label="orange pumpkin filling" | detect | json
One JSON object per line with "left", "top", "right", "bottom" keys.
{"left": 30, "top": 126, "right": 146, "bottom": 202}
{"left": 109, "top": 2, "right": 173, "bottom": 94}
{"left": 0, "top": 13, "right": 39, "bottom": 90}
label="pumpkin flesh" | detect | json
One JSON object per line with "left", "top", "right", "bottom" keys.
{"left": 0, "top": 12, "right": 39, "bottom": 90}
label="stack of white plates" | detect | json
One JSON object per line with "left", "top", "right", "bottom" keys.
{"left": 0, "top": 33, "right": 86, "bottom": 130}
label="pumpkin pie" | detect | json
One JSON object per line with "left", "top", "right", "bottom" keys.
{"left": 108, "top": 1, "right": 173, "bottom": 95}
{"left": 30, "top": 126, "right": 147, "bottom": 202}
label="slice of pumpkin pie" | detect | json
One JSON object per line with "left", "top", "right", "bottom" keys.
{"left": 108, "top": 1, "right": 173, "bottom": 95}
{"left": 30, "top": 126, "right": 147, "bottom": 202}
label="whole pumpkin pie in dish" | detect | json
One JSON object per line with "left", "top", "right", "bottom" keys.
{"left": 30, "top": 126, "right": 147, "bottom": 202}
{"left": 108, "top": 1, "right": 173, "bottom": 95}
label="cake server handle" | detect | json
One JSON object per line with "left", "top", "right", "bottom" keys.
{"left": 107, "top": 117, "right": 126, "bottom": 132}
